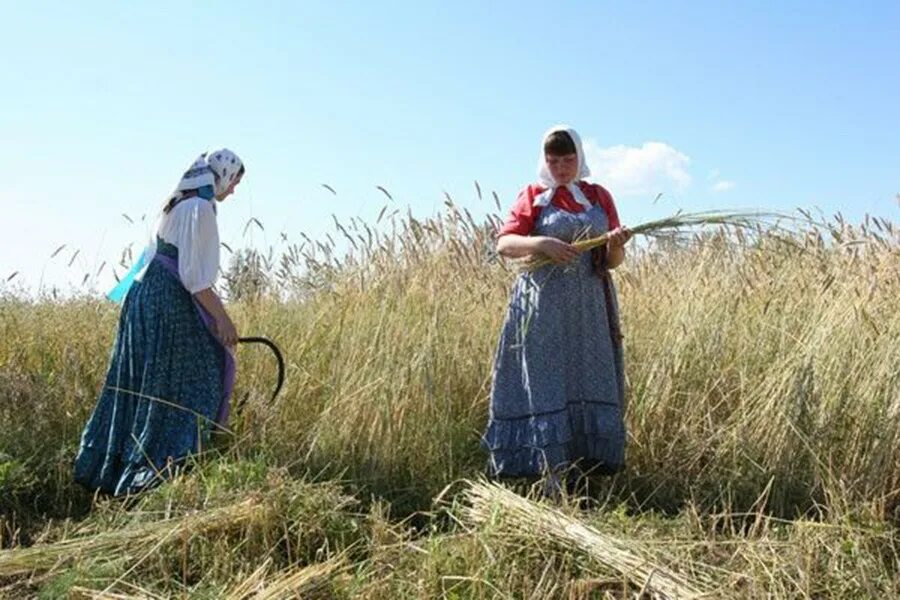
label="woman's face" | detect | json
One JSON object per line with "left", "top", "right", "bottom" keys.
{"left": 215, "top": 173, "right": 243, "bottom": 201}
{"left": 545, "top": 153, "right": 579, "bottom": 185}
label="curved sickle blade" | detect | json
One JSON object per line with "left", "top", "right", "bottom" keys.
{"left": 236, "top": 336, "right": 285, "bottom": 412}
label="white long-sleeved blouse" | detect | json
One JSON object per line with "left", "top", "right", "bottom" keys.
{"left": 156, "top": 197, "right": 220, "bottom": 293}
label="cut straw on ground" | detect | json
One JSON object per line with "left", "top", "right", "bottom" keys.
{"left": 0, "top": 495, "right": 270, "bottom": 578}
{"left": 223, "top": 556, "right": 345, "bottom": 600}
{"left": 463, "top": 480, "right": 715, "bottom": 599}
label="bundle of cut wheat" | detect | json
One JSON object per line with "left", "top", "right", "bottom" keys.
{"left": 463, "top": 480, "right": 716, "bottom": 599}
{"left": 521, "top": 210, "right": 787, "bottom": 271}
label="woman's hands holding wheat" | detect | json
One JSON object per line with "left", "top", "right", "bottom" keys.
{"left": 537, "top": 237, "right": 580, "bottom": 263}
{"left": 607, "top": 226, "right": 633, "bottom": 248}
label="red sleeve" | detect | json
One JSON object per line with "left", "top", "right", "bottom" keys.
{"left": 498, "top": 185, "right": 542, "bottom": 236}
{"left": 582, "top": 183, "right": 621, "bottom": 230}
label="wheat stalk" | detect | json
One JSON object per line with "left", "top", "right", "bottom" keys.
{"left": 521, "top": 210, "right": 787, "bottom": 271}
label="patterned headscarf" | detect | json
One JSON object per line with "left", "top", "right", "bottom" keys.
{"left": 107, "top": 149, "right": 245, "bottom": 302}
{"left": 533, "top": 125, "right": 592, "bottom": 208}
{"left": 165, "top": 148, "right": 244, "bottom": 209}
{"left": 207, "top": 149, "right": 244, "bottom": 196}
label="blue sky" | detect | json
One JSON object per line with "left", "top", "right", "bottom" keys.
{"left": 2, "top": 1, "right": 898, "bottom": 293}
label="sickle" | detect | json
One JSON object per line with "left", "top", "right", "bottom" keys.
{"left": 235, "top": 336, "right": 285, "bottom": 412}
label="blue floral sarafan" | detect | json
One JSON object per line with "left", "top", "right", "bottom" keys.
{"left": 74, "top": 240, "right": 226, "bottom": 496}
{"left": 483, "top": 203, "right": 626, "bottom": 478}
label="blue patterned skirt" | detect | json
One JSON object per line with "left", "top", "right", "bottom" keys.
{"left": 74, "top": 246, "right": 227, "bottom": 496}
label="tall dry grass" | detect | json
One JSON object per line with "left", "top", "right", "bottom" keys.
{"left": 1, "top": 202, "right": 898, "bottom": 597}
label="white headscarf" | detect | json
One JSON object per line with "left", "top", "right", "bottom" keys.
{"left": 533, "top": 125, "right": 592, "bottom": 208}
{"left": 165, "top": 148, "right": 244, "bottom": 209}
{"left": 122, "top": 149, "right": 243, "bottom": 291}
{"left": 207, "top": 149, "right": 244, "bottom": 196}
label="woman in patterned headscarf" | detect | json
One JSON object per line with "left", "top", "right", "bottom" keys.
{"left": 483, "top": 126, "right": 632, "bottom": 496}
{"left": 74, "top": 149, "right": 245, "bottom": 496}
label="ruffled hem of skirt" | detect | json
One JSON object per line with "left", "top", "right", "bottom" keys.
{"left": 482, "top": 401, "right": 625, "bottom": 478}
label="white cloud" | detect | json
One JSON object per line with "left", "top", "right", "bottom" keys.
{"left": 711, "top": 180, "right": 736, "bottom": 193}
{"left": 582, "top": 140, "right": 692, "bottom": 198}
{"left": 707, "top": 167, "right": 736, "bottom": 193}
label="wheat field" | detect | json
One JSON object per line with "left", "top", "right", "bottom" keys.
{"left": 0, "top": 203, "right": 898, "bottom": 598}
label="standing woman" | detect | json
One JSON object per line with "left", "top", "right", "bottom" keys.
{"left": 483, "top": 126, "right": 631, "bottom": 489}
{"left": 75, "top": 149, "right": 245, "bottom": 496}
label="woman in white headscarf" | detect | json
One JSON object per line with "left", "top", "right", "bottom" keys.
{"left": 74, "top": 149, "right": 245, "bottom": 496}
{"left": 483, "top": 126, "right": 632, "bottom": 495}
